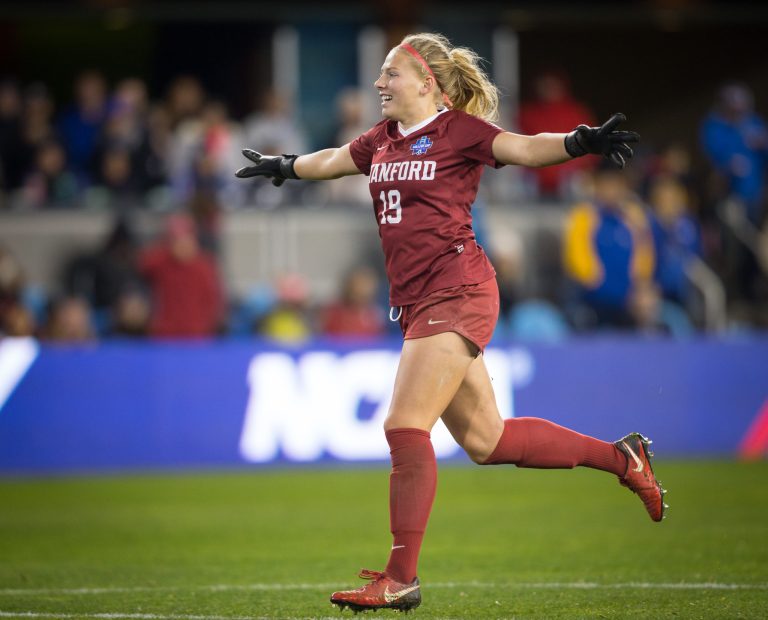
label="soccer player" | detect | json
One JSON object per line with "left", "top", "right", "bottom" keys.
{"left": 235, "top": 32, "right": 666, "bottom": 614}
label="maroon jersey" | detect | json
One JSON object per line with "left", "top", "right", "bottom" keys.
{"left": 349, "top": 109, "right": 504, "bottom": 305}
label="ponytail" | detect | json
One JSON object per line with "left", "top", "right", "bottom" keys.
{"left": 399, "top": 33, "right": 500, "bottom": 122}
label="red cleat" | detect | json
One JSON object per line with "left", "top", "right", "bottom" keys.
{"left": 614, "top": 432, "right": 668, "bottom": 522}
{"left": 330, "top": 569, "right": 421, "bottom": 613}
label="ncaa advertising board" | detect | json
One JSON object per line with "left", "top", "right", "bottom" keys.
{"left": 0, "top": 337, "right": 766, "bottom": 474}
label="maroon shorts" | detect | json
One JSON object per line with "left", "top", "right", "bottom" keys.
{"left": 394, "top": 277, "right": 499, "bottom": 354}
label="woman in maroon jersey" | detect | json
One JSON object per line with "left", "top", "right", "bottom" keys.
{"left": 236, "top": 32, "right": 665, "bottom": 614}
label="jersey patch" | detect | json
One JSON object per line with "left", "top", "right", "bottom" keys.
{"left": 410, "top": 136, "right": 433, "bottom": 156}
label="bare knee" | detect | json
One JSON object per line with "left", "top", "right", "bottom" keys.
{"left": 465, "top": 438, "right": 497, "bottom": 464}
{"left": 466, "top": 445, "right": 491, "bottom": 464}
{"left": 383, "top": 416, "right": 405, "bottom": 433}
{"left": 458, "top": 415, "right": 505, "bottom": 464}
{"left": 384, "top": 409, "right": 432, "bottom": 433}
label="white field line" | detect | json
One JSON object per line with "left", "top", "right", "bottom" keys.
{"left": 0, "top": 581, "right": 767, "bottom": 597}
{"left": 0, "top": 614, "right": 344, "bottom": 620}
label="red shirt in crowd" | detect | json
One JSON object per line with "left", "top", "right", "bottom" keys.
{"left": 518, "top": 97, "right": 596, "bottom": 195}
{"left": 139, "top": 243, "right": 223, "bottom": 338}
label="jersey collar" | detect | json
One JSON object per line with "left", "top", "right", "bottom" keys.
{"left": 398, "top": 108, "right": 449, "bottom": 137}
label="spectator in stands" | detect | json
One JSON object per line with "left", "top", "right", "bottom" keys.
{"left": 647, "top": 176, "right": 702, "bottom": 306}
{"left": 7, "top": 83, "right": 59, "bottom": 201}
{"left": 144, "top": 103, "right": 173, "bottom": 208}
{"left": 243, "top": 88, "right": 306, "bottom": 158}
{"left": 112, "top": 78, "right": 148, "bottom": 116}
{"left": 702, "top": 83, "right": 768, "bottom": 306}
{"left": 164, "top": 75, "right": 205, "bottom": 130}
{"left": 85, "top": 146, "right": 140, "bottom": 210}
{"left": 627, "top": 279, "right": 693, "bottom": 338}
{"left": 563, "top": 162, "right": 655, "bottom": 329}
{"left": 199, "top": 100, "right": 242, "bottom": 198}
{"left": 701, "top": 82, "right": 768, "bottom": 224}
{"left": 139, "top": 213, "right": 223, "bottom": 338}
{"left": 493, "top": 230, "right": 571, "bottom": 342}
{"left": 17, "top": 139, "right": 79, "bottom": 209}
{"left": 57, "top": 70, "right": 108, "bottom": 186}
{"left": 641, "top": 143, "right": 694, "bottom": 198}
{"left": 186, "top": 154, "right": 223, "bottom": 255}
{"left": 0, "top": 245, "right": 37, "bottom": 337}
{"left": 257, "top": 273, "right": 313, "bottom": 344}
{"left": 0, "top": 80, "right": 23, "bottom": 199}
{"left": 63, "top": 216, "right": 144, "bottom": 332}
{"left": 1, "top": 303, "right": 35, "bottom": 337}
{"left": 91, "top": 78, "right": 161, "bottom": 199}
{"left": 240, "top": 89, "right": 307, "bottom": 208}
{"left": 493, "top": 232, "right": 526, "bottom": 320}
{"left": 169, "top": 100, "right": 241, "bottom": 206}
{"left": 326, "top": 88, "right": 372, "bottom": 206}
{"left": 518, "top": 70, "right": 596, "bottom": 199}
{"left": 41, "top": 295, "right": 95, "bottom": 342}
{"left": 320, "top": 265, "right": 385, "bottom": 338}
{"left": 109, "top": 288, "right": 151, "bottom": 338}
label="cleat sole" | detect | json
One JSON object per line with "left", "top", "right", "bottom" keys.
{"left": 637, "top": 433, "right": 667, "bottom": 520}
{"left": 331, "top": 599, "right": 420, "bottom": 614}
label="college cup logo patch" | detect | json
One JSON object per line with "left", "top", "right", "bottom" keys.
{"left": 410, "top": 136, "right": 433, "bottom": 156}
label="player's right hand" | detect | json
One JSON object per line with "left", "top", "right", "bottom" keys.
{"left": 564, "top": 113, "right": 640, "bottom": 169}
{"left": 234, "top": 149, "right": 299, "bottom": 186}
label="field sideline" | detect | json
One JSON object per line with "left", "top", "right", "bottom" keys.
{"left": 1, "top": 461, "right": 766, "bottom": 619}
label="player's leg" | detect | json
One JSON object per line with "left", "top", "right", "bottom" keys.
{"left": 330, "top": 331, "right": 476, "bottom": 613}
{"left": 441, "top": 355, "right": 666, "bottom": 521}
{"left": 438, "top": 354, "right": 504, "bottom": 463}
{"left": 384, "top": 330, "right": 478, "bottom": 431}
{"left": 382, "top": 331, "right": 478, "bottom": 579}
{"left": 441, "top": 354, "right": 626, "bottom": 470}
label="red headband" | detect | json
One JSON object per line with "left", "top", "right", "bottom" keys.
{"left": 399, "top": 42, "right": 453, "bottom": 108}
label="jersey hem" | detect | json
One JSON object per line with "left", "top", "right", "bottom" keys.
{"left": 388, "top": 273, "right": 497, "bottom": 307}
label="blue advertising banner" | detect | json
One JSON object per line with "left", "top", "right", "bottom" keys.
{"left": 0, "top": 336, "right": 766, "bottom": 474}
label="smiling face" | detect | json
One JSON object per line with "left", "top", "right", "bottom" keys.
{"left": 374, "top": 48, "right": 438, "bottom": 127}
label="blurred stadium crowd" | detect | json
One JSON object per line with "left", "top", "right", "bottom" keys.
{"left": 0, "top": 68, "right": 766, "bottom": 342}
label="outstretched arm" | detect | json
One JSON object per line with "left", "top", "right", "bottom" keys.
{"left": 492, "top": 131, "right": 572, "bottom": 168}
{"left": 492, "top": 113, "right": 640, "bottom": 169}
{"left": 294, "top": 144, "right": 361, "bottom": 180}
{"left": 235, "top": 144, "right": 361, "bottom": 185}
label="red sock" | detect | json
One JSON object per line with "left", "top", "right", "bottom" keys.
{"left": 483, "top": 418, "right": 627, "bottom": 475}
{"left": 384, "top": 428, "right": 436, "bottom": 584}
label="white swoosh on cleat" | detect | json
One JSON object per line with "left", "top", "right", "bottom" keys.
{"left": 384, "top": 584, "right": 420, "bottom": 603}
{"left": 622, "top": 441, "right": 644, "bottom": 473}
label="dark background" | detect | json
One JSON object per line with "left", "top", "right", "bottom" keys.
{"left": 0, "top": 0, "right": 766, "bottom": 155}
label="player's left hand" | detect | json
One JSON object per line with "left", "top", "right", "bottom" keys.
{"left": 564, "top": 113, "right": 640, "bottom": 168}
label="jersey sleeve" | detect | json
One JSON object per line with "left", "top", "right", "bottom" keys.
{"left": 348, "top": 122, "right": 385, "bottom": 175}
{"left": 446, "top": 111, "right": 505, "bottom": 168}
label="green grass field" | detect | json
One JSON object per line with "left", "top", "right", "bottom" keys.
{"left": 1, "top": 461, "right": 767, "bottom": 619}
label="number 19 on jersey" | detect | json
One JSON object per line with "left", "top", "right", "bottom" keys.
{"left": 379, "top": 189, "right": 401, "bottom": 224}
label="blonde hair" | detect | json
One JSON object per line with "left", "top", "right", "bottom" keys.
{"left": 399, "top": 33, "right": 499, "bottom": 122}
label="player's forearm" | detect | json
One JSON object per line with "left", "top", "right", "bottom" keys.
{"left": 520, "top": 133, "right": 572, "bottom": 168}
{"left": 294, "top": 147, "right": 357, "bottom": 180}
{"left": 492, "top": 131, "right": 572, "bottom": 168}
{"left": 294, "top": 149, "right": 338, "bottom": 179}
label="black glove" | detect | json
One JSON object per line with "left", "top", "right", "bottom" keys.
{"left": 564, "top": 113, "right": 639, "bottom": 169}
{"left": 234, "top": 149, "right": 300, "bottom": 187}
